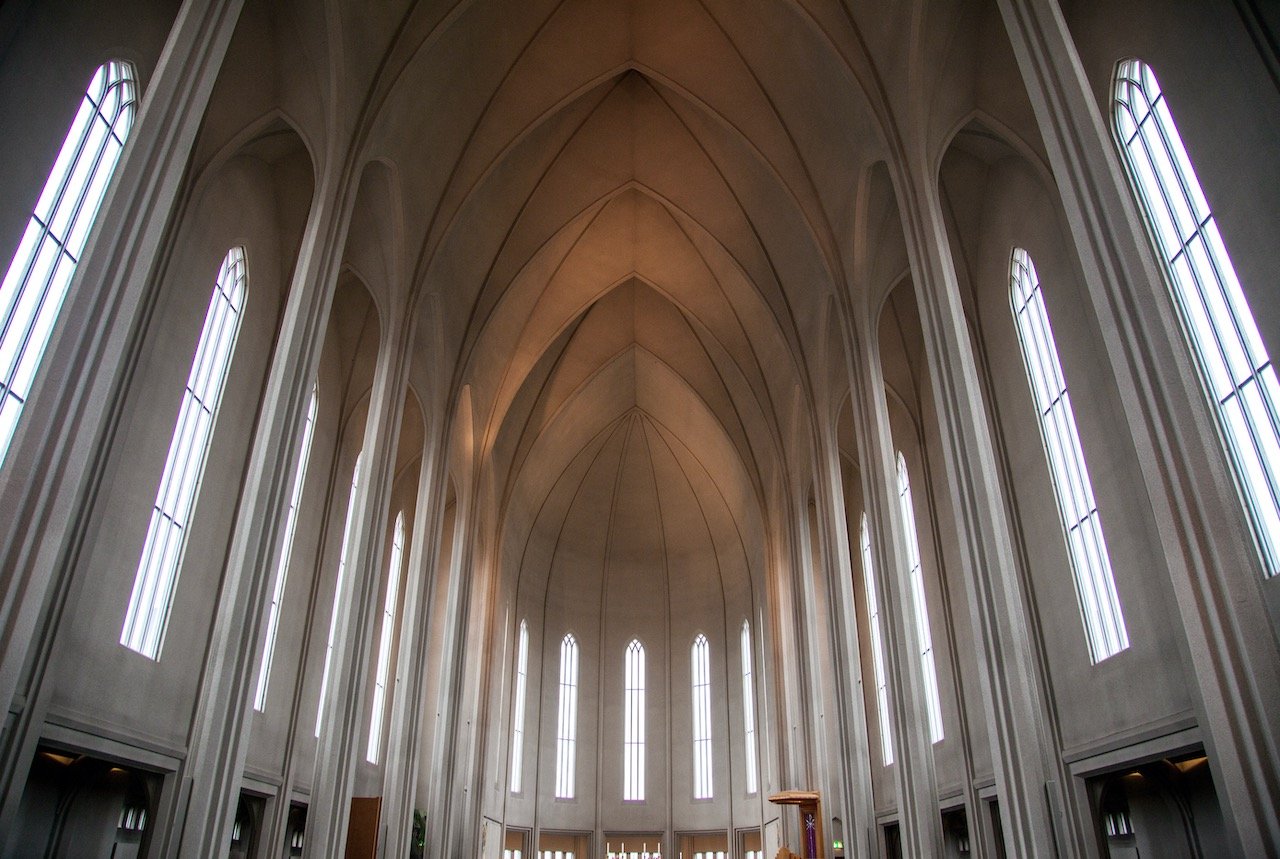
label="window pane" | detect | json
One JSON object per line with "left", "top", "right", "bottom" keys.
{"left": 623, "top": 638, "right": 645, "bottom": 800}
{"left": 1010, "top": 249, "right": 1129, "bottom": 662}
{"left": 121, "top": 248, "right": 246, "bottom": 658}
{"left": 254, "top": 386, "right": 319, "bottom": 711}
{"left": 691, "top": 633, "right": 713, "bottom": 799}
{"left": 740, "top": 620, "right": 758, "bottom": 795}
{"left": 895, "top": 454, "right": 945, "bottom": 742}
{"left": 0, "top": 61, "right": 137, "bottom": 466}
{"left": 555, "top": 633, "right": 578, "bottom": 799}
{"left": 860, "top": 514, "right": 894, "bottom": 766}
{"left": 510, "top": 620, "right": 529, "bottom": 792}
{"left": 1113, "top": 58, "right": 1280, "bottom": 576}
{"left": 367, "top": 511, "right": 407, "bottom": 763}
{"left": 316, "top": 452, "right": 363, "bottom": 735}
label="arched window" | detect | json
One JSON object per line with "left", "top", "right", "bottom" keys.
{"left": 121, "top": 247, "right": 246, "bottom": 658}
{"left": 860, "top": 513, "right": 894, "bottom": 765}
{"left": 554, "top": 633, "right": 579, "bottom": 799}
{"left": 623, "top": 638, "right": 645, "bottom": 801}
{"left": 1114, "top": 58, "right": 1280, "bottom": 576}
{"left": 0, "top": 61, "right": 137, "bottom": 466}
{"left": 254, "top": 384, "right": 318, "bottom": 711}
{"left": 895, "top": 453, "right": 944, "bottom": 744}
{"left": 510, "top": 619, "right": 529, "bottom": 792}
{"left": 1011, "top": 249, "right": 1129, "bottom": 661}
{"left": 316, "top": 451, "right": 362, "bottom": 736}
{"left": 740, "top": 620, "right": 758, "bottom": 795}
{"left": 367, "top": 511, "right": 406, "bottom": 763}
{"left": 691, "top": 632, "right": 713, "bottom": 799}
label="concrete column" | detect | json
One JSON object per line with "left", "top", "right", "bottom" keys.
{"left": 890, "top": 159, "right": 1063, "bottom": 856}
{"left": 380, "top": 409, "right": 450, "bottom": 859}
{"left": 0, "top": 0, "right": 246, "bottom": 838}
{"left": 307, "top": 310, "right": 415, "bottom": 858}
{"left": 995, "top": 1, "right": 1280, "bottom": 853}
{"left": 423, "top": 501, "right": 475, "bottom": 859}
{"left": 811, "top": 421, "right": 876, "bottom": 855}
{"left": 760, "top": 503, "right": 813, "bottom": 854}
{"left": 162, "top": 156, "right": 362, "bottom": 857}
{"left": 846, "top": 319, "right": 943, "bottom": 858}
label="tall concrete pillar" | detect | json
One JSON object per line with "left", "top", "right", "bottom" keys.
{"left": 810, "top": 419, "right": 876, "bottom": 854}
{"left": 846, "top": 320, "right": 944, "bottom": 858}
{"left": 890, "top": 162, "right": 1063, "bottom": 856}
{"left": 307, "top": 310, "right": 415, "bottom": 858}
{"left": 380, "top": 405, "right": 450, "bottom": 859}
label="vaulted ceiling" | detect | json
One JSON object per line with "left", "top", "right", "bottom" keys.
{"left": 197, "top": 0, "right": 1031, "bottom": 569}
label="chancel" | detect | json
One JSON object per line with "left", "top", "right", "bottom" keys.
{"left": 0, "top": 1, "right": 1277, "bottom": 857}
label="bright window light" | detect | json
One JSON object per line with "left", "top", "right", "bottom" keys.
{"left": 623, "top": 638, "right": 645, "bottom": 801}
{"left": 691, "top": 633, "right": 713, "bottom": 799}
{"left": 1010, "top": 248, "right": 1129, "bottom": 661}
{"left": 895, "top": 454, "right": 944, "bottom": 744}
{"left": 254, "top": 384, "right": 318, "bottom": 710}
{"left": 121, "top": 247, "right": 246, "bottom": 658}
{"left": 0, "top": 61, "right": 136, "bottom": 466}
{"left": 510, "top": 619, "right": 529, "bottom": 792}
{"left": 316, "top": 452, "right": 362, "bottom": 736}
{"left": 367, "top": 511, "right": 406, "bottom": 763}
{"left": 1114, "top": 58, "right": 1280, "bottom": 576}
{"left": 554, "top": 633, "right": 579, "bottom": 799}
{"left": 860, "top": 514, "right": 894, "bottom": 765}
{"left": 740, "top": 620, "right": 758, "bottom": 795}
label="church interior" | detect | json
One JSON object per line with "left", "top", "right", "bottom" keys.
{"left": 0, "top": 0, "right": 1277, "bottom": 856}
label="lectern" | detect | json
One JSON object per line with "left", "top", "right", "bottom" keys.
{"left": 767, "top": 790, "right": 823, "bottom": 859}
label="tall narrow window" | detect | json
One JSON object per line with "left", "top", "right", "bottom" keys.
{"left": 367, "top": 511, "right": 406, "bottom": 763}
{"left": 510, "top": 620, "right": 529, "bottom": 792}
{"left": 740, "top": 620, "right": 758, "bottom": 795}
{"left": 316, "top": 452, "right": 362, "bottom": 736}
{"left": 121, "top": 247, "right": 246, "bottom": 658}
{"left": 1011, "top": 249, "right": 1130, "bottom": 661}
{"left": 691, "top": 633, "right": 713, "bottom": 799}
{"left": 554, "top": 633, "right": 579, "bottom": 799}
{"left": 254, "top": 385, "right": 318, "bottom": 710}
{"left": 623, "top": 638, "right": 645, "bottom": 801}
{"left": 860, "top": 514, "right": 894, "bottom": 766}
{"left": 895, "top": 454, "right": 944, "bottom": 743}
{"left": 1113, "top": 59, "right": 1280, "bottom": 576}
{"left": 0, "top": 61, "right": 137, "bottom": 466}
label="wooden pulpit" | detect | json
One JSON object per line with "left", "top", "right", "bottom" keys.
{"left": 768, "top": 790, "right": 823, "bottom": 859}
